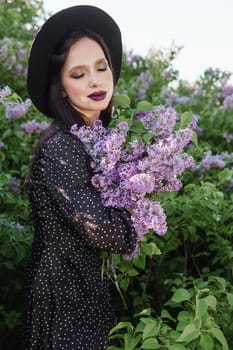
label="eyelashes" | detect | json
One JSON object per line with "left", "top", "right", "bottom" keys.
{"left": 71, "top": 64, "right": 108, "bottom": 79}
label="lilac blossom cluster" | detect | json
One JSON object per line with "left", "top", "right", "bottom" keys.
{"left": 0, "top": 219, "right": 24, "bottom": 231}
{"left": 126, "top": 49, "right": 142, "bottom": 66}
{"left": 8, "top": 177, "right": 21, "bottom": 195}
{"left": 199, "top": 150, "right": 233, "bottom": 171}
{"left": 220, "top": 93, "right": 233, "bottom": 111}
{"left": 132, "top": 70, "right": 154, "bottom": 101}
{"left": 71, "top": 105, "right": 195, "bottom": 258}
{"left": 223, "top": 133, "right": 233, "bottom": 143}
{"left": 0, "top": 86, "right": 31, "bottom": 119}
{"left": 0, "top": 37, "right": 28, "bottom": 78}
{"left": 0, "top": 86, "right": 32, "bottom": 120}
{"left": 20, "top": 120, "right": 50, "bottom": 134}
{"left": 0, "top": 85, "right": 11, "bottom": 98}
{"left": 161, "top": 87, "right": 194, "bottom": 107}
{"left": 1, "top": 98, "right": 31, "bottom": 120}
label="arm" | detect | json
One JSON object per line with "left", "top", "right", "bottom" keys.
{"left": 36, "top": 131, "right": 137, "bottom": 255}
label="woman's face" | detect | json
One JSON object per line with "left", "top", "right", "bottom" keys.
{"left": 61, "top": 37, "right": 114, "bottom": 126}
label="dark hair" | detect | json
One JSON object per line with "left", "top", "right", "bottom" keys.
{"left": 27, "top": 30, "right": 115, "bottom": 183}
{"left": 49, "top": 30, "right": 115, "bottom": 129}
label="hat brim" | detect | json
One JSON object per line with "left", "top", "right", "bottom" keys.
{"left": 27, "top": 5, "right": 122, "bottom": 118}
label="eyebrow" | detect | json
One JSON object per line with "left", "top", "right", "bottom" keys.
{"left": 68, "top": 57, "right": 107, "bottom": 73}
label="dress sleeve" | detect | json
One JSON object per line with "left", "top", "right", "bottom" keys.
{"left": 34, "top": 131, "right": 137, "bottom": 255}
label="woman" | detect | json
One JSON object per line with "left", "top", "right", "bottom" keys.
{"left": 24, "top": 5, "right": 137, "bottom": 350}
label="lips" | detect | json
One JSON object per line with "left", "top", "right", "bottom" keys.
{"left": 88, "top": 91, "right": 107, "bottom": 101}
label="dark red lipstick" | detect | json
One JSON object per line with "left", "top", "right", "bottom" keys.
{"left": 88, "top": 91, "right": 107, "bottom": 101}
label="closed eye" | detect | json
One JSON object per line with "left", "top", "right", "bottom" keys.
{"left": 97, "top": 64, "right": 108, "bottom": 72}
{"left": 71, "top": 72, "right": 85, "bottom": 79}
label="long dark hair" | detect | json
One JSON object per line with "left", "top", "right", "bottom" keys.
{"left": 27, "top": 30, "right": 115, "bottom": 182}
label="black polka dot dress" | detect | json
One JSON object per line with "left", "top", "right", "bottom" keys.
{"left": 23, "top": 130, "right": 137, "bottom": 350}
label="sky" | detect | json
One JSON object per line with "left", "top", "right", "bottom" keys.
{"left": 43, "top": 0, "right": 233, "bottom": 84}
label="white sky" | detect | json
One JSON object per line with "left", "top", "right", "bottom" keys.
{"left": 43, "top": 0, "right": 233, "bottom": 84}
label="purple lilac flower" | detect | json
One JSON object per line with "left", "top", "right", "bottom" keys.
{"left": 0, "top": 45, "right": 8, "bottom": 59}
{"left": 126, "top": 49, "right": 142, "bottom": 65}
{"left": 9, "top": 177, "right": 21, "bottom": 195}
{"left": 223, "top": 133, "right": 233, "bottom": 143}
{"left": 6, "top": 55, "right": 17, "bottom": 69}
{"left": 0, "top": 141, "right": 4, "bottom": 149}
{"left": 15, "top": 64, "right": 23, "bottom": 77}
{"left": 193, "top": 87, "right": 205, "bottom": 97}
{"left": 20, "top": 120, "right": 50, "bottom": 134}
{"left": 199, "top": 151, "right": 226, "bottom": 171}
{"left": 132, "top": 70, "right": 154, "bottom": 101}
{"left": 123, "top": 173, "right": 155, "bottom": 194}
{"left": 189, "top": 114, "right": 203, "bottom": 137}
{"left": 160, "top": 88, "right": 194, "bottom": 106}
{"left": 220, "top": 94, "right": 233, "bottom": 111}
{"left": 136, "top": 106, "right": 177, "bottom": 138}
{"left": 0, "top": 86, "right": 11, "bottom": 98}
{"left": 11, "top": 221, "right": 24, "bottom": 231}
{"left": 2, "top": 99, "right": 31, "bottom": 120}
{"left": 1, "top": 37, "right": 13, "bottom": 46}
{"left": 71, "top": 106, "right": 195, "bottom": 259}
{"left": 121, "top": 140, "right": 145, "bottom": 162}
{"left": 218, "top": 84, "right": 233, "bottom": 99}
{"left": 131, "top": 198, "right": 167, "bottom": 239}
{"left": 166, "top": 93, "right": 194, "bottom": 106}
{"left": 163, "top": 70, "right": 172, "bottom": 81}
{"left": 17, "top": 49, "right": 27, "bottom": 60}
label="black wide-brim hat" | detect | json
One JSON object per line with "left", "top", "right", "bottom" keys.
{"left": 27, "top": 5, "right": 122, "bottom": 118}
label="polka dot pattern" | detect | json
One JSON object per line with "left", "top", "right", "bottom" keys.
{"left": 23, "top": 131, "right": 137, "bottom": 349}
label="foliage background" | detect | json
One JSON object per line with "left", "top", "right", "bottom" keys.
{"left": 0, "top": 1, "right": 233, "bottom": 349}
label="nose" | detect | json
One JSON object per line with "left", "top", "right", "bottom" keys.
{"left": 88, "top": 71, "right": 100, "bottom": 88}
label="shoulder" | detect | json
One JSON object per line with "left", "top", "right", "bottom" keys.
{"left": 41, "top": 130, "right": 86, "bottom": 159}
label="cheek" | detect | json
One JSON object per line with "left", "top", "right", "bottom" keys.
{"left": 63, "top": 81, "right": 83, "bottom": 97}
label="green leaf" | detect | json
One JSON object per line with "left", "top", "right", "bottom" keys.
{"left": 136, "top": 100, "right": 153, "bottom": 112}
{"left": 130, "top": 120, "right": 147, "bottom": 133}
{"left": 133, "top": 253, "right": 146, "bottom": 269}
{"left": 120, "top": 278, "right": 129, "bottom": 291}
{"left": 227, "top": 293, "right": 233, "bottom": 307}
{"left": 177, "top": 324, "right": 200, "bottom": 343}
{"left": 141, "top": 242, "right": 161, "bottom": 257}
{"left": 141, "top": 338, "right": 159, "bottom": 349}
{"left": 200, "top": 333, "right": 214, "bottom": 350}
{"left": 192, "top": 131, "right": 198, "bottom": 146}
{"left": 205, "top": 295, "right": 217, "bottom": 311}
{"left": 114, "top": 94, "right": 131, "bottom": 108}
{"left": 109, "top": 322, "right": 134, "bottom": 336}
{"left": 161, "top": 309, "right": 176, "bottom": 323}
{"left": 134, "top": 308, "right": 152, "bottom": 317}
{"left": 127, "top": 268, "right": 139, "bottom": 277}
{"left": 124, "top": 333, "right": 140, "bottom": 350}
{"left": 171, "top": 288, "right": 191, "bottom": 303}
{"left": 142, "top": 323, "right": 158, "bottom": 340}
{"left": 177, "top": 311, "right": 191, "bottom": 322}
{"left": 180, "top": 111, "right": 193, "bottom": 129}
{"left": 195, "top": 298, "right": 208, "bottom": 319}
{"left": 208, "top": 328, "right": 229, "bottom": 350}
{"left": 143, "top": 132, "right": 154, "bottom": 143}
{"left": 168, "top": 345, "right": 187, "bottom": 350}
{"left": 217, "top": 168, "right": 231, "bottom": 182}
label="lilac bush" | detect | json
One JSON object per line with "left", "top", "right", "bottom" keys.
{"left": 71, "top": 105, "right": 195, "bottom": 258}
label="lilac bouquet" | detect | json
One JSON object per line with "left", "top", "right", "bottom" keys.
{"left": 71, "top": 104, "right": 195, "bottom": 258}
